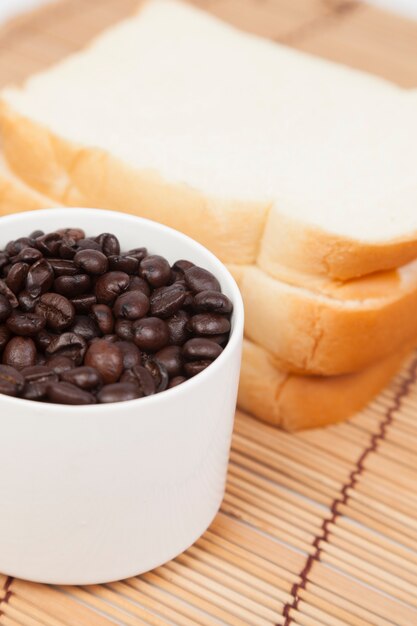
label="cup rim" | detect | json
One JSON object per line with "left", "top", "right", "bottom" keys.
{"left": 0, "top": 207, "right": 244, "bottom": 414}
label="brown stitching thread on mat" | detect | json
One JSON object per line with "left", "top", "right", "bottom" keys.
{"left": 281, "top": 354, "right": 417, "bottom": 626}
{"left": 0, "top": 576, "right": 14, "bottom": 618}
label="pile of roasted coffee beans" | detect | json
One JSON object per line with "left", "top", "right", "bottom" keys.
{"left": 0, "top": 228, "right": 232, "bottom": 404}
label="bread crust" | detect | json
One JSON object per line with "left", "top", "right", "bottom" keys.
{"left": 239, "top": 339, "right": 410, "bottom": 430}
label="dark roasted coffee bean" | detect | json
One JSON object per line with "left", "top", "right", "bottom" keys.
{"left": 46, "top": 355, "right": 74, "bottom": 375}
{"left": 155, "top": 345, "right": 183, "bottom": 377}
{"left": 6, "top": 238, "right": 33, "bottom": 256}
{"left": 193, "top": 290, "right": 233, "bottom": 314}
{"left": 120, "top": 365, "right": 155, "bottom": 396}
{"left": 61, "top": 366, "right": 102, "bottom": 390}
{"left": 98, "top": 382, "right": 141, "bottom": 403}
{"left": 13, "top": 247, "right": 43, "bottom": 265}
{"left": 71, "top": 294, "right": 97, "bottom": 313}
{"left": 84, "top": 340, "right": 123, "bottom": 384}
{"left": 59, "top": 240, "right": 77, "bottom": 259}
{"left": 6, "top": 312, "right": 46, "bottom": 337}
{"left": 95, "top": 271, "right": 130, "bottom": 304}
{"left": 29, "top": 230, "right": 44, "bottom": 240}
{"left": 0, "top": 252, "right": 9, "bottom": 272}
{"left": 90, "top": 304, "right": 114, "bottom": 335}
{"left": 200, "top": 333, "right": 230, "bottom": 346}
{"left": 34, "top": 329, "right": 54, "bottom": 352}
{"left": 128, "top": 275, "right": 151, "bottom": 296}
{"left": 126, "top": 247, "right": 147, "bottom": 261}
{"left": 0, "top": 279, "right": 18, "bottom": 308}
{"left": 0, "top": 294, "right": 12, "bottom": 322}
{"left": 36, "top": 293, "right": 75, "bottom": 331}
{"left": 17, "top": 291, "right": 38, "bottom": 313}
{"left": 0, "top": 325, "right": 10, "bottom": 351}
{"left": 102, "top": 334, "right": 118, "bottom": 343}
{"left": 26, "top": 259, "right": 54, "bottom": 297}
{"left": 48, "top": 258, "right": 78, "bottom": 276}
{"left": 172, "top": 260, "right": 194, "bottom": 274}
{"left": 108, "top": 255, "right": 139, "bottom": 274}
{"left": 46, "top": 332, "right": 87, "bottom": 365}
{"left": 35, "top": 233, "right": 62, "bottom": 257}
{"left": 144, "top": 358, "right": 169, "bottom": 392}
{"left": 188, "top": 313, "right": 230, "bottom": 336}
{"left": 114, "top": 291, "right": 149, "bottom": 320}
{"left": 47, "top": 382, "right": 95, "bottom": 405}
{"left": 6, "top": 262, "right": 29, "bottom": 294}
{"left": 70, "top": 315, "right": 100, "bottom": 341}
{"left": 0, "top": 364, "right": 24, "bottom": 396}
{"left": 2, "top": 337, "right": 37, "bottom": 370}
{"left": 166, "top": 310, "right": 190, "bottom": 346}
{"left": 184, "top": 360, "right": 212, "bottom": 377}
{"left": 115, "top": 319, "right": 134, "bottom": 341}
{"left": 54, "top": 274, "right": 91, "bottom": 298}
{"left": 56, "top": 228, "right": 85, "bottom": 241}
{"left": 21, "top": 365, "right": 58, "bottom": 400}
{"left": 115, "top": 341, "right": 142, "bottom": 369}
{"left": 150, "top": 284, "right": 187, "bottom": 318}
{"left": 168, "top": 376, "right": 186, "bottom": 388}
{"left": 139, "top": 255, "right": 171, "bottom": 287}
{"left": 182, "top": 338, "right": 223, "bottom": 361}
{"left": 95, "top": 233, "right": 120, "bottom": 256}
{"left": 184, "top": 266, "right": 221, "bottom": 293}
{"left": 74, "top": 249, "right": 108, "bottom": 275}
{"left": 133, "top": 317, "right": 169, "bottom": 351}
{"left": 75, "top": 238, "right": 102, "bottom": 252}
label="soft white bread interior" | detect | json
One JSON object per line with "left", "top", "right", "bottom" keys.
{"left": 239, "top": 339, "right": 410, "bottom": 430}
{"left": 1, "top": 0, "right": 417, "bottom": 279}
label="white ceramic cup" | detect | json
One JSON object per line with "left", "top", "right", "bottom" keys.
{"left": 0, "top": 208, "right": 243, "bottom": 584}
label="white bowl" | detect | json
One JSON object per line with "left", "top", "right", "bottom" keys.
{"left": 0, "top": 208, "right": 243, "bottom": 584}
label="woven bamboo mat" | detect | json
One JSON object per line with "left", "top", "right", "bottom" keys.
{"left": 0, "top": 1, "right": 417, "bottom": 625}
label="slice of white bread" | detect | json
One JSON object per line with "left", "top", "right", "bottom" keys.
{"left": 0, "top": 155, "right": 55, "bottom": 215}
{"left": 229, "top": 263, "right": 417, "bottom": 375}
{"left": 1, "top": 0, "right": 417, "bottom": 280}
{"left": 239, "top": 339, "right": 410, "bottom": 430}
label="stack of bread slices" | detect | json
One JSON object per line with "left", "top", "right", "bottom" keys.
{"left": 1, "top": 0, "right": 416, "bottom": 429}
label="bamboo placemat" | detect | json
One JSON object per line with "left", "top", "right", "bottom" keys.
{"left": 0, "top": 1, "right": 417, "bottom": 624}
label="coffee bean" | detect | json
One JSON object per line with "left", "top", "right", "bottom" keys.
{"left": 184, "top": 266, "right": 221, "bottom": 293}
{"left": 193, "top": 290, "right": 233, "bottom": 314}
{"left": 199, "top": 333, "right": 230, "bottom": 346}
{"left": 6, "top": 312, "right": 46, "bottom": 337}
{"left": 182, "top": 338, "right": 223, "bottom": 361}
{"left": 35, "top": 233, "right": 62, "bottom": 257}
{"left": 35, "top": 293, "right": 75, "bottom": 331}
{"left": 75, "top": 238, "right": 102, "bottom": 252}
{"left": 29, "top": 230, "right": 44, "bottom": 239}
{"left": 26, "top": 259, "right": 54, "bottom": 297}
{"left": 166, "top": 310, "right": 190, "bottom": 345}
{"left": 21, "top": 365, "right": 58, "bottom": 400}
{"left": 120, "top": 365, "right": 155, "bottom": 396}
{"left": 95, "top": 233, "right": 120, "bottom": 256}
{"left": 133, "top": 317, "right": 169, "bottom": 351}
{"left": 47, "top": 382, "right": 96, "bottom": 405}
{"left": 95, "top": 271, "right": 130, "bottom": 304}
{"left": 13, "top": 247, "right": 43, "bottom": 265}
{"left": 97, "top": 382, "right": 142, "bottom": 404}
{"left": 46, "top": 355, "right": 75, "bottom": 375}
{"left": 188, "top": 313, "right": 230, "bottom": 336}
{"left": 56, "top": 228, "right": 85, "bottom": 241}
{"left": 34, "top": 329, "right": 54, "bottom": 352}
{"left": 155, "top": 345, "right": 183, "bottom": 377}
{"left": 168, "top": 376, "right": 187, "bottom": 388}
{"left": 18, "top": 291, "right": 39, "bottom": 312}
{"left": 0, "top": 325, "right": 10, "bottom": 351}
{"left": 84, "top": 340, "right": 123, "bottom": 384}
{"left": 0, "top": 294, "right": 12, "bottom": 322}
{"left": 126, "top": 247, "right": 147, "bottom": 261}
{"left": 115, "top": 341, "right": 142, "bottom": 369}
{"left": 2, "top": 337, "right": 37, "bottom": 370}
{"left": 59, "top": 240, "right": 77, "bottom": 259}
{"left": 54, "top": 274, "right": 91, "bottom": 298}
{"left": 90, "top": 304, "right": 114, "bottom": 335}
{"left": 49, "top": 258, "right": 78, "bottom": 276}
{"left": 0, "top": 364, "right": 24, "bottom": 396}
{"left": 115, "top": 318, "right": 134, "bottom": 341}
{"left": 114, "top": 291, "right": 149, "bottom": 320}
{"left": 0, "top": 252, "right": 9, "bottom": 272}
{"left": 61, "top": 366, "right": 102, "bottom": 390}
{"left": 108, "top": 255, "right": 139, "bottom": 274}
{"left": 172, "top": 260, "right": 194, "bottom": 274}
{"left": 150, "top": 284, "right": 187, "bottom": 318}
{"left": 71, "top": 294, "right": 97, "bottom": 313}
{"left": 74, "top": 249, "right": 109, "bottom": 275}
{"left": 0, "top": 279, "right": 18, "bottom": 308}
{"left": 46, "top": 332, "right": 87, "bottom": 365}
{"left": 184, "top": 360, "right": 212, "bottom": 377}
{"left": 139, "top": 255, "right": 171, "bottom": 287}
{"left": 69, "top": 315, "right": 100, "bottom": 341}
{"left": 144, "top": 358, "right": 169, "bottom": 392}
{"left": 128, "top": 275, "right": 151, "bottom": 296}
{"left": 6, "top": 238, "right": 33, "bottom": 256}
